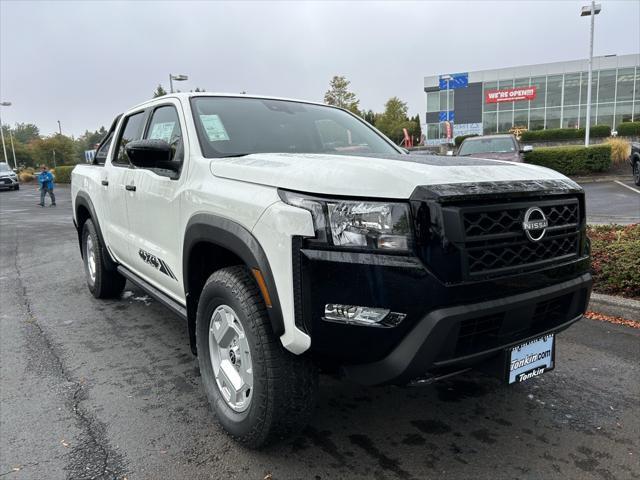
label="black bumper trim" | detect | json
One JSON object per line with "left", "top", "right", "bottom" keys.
{"left": 342, "top": 272, "right": 592, "bottom": 386}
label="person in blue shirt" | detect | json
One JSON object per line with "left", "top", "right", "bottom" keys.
{"left": 37, "top": 164, "right": 56, "bottom": 207}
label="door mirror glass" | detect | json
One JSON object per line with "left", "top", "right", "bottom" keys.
{"left": 125, "top": 139, "right": 179, "bottom": 172}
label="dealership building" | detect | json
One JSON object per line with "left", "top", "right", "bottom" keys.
{"left": 423, "top": 53, "right": 640, "bottom": 144}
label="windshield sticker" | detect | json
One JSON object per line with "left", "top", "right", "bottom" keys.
{"left": 149, "top": 122, "right": 175, "bottom": 142}
{"left": 200, "top": 114, "right": 230, "bottom": 141}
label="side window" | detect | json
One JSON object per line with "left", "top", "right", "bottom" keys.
{"left": 145, "top": 105, "right": 184, "bottom": 164}
{"left": 94, "top": 132, "right": 113, "bottom": 165}
{"left": 113, "top": 111, "right": 145, "bottom": 166}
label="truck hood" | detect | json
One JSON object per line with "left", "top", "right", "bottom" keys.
{"left": 209, "top": 152, "right": 569, "bottom": 198}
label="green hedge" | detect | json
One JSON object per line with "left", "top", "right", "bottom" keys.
{"left": 520, "top": 125, "right": 611, "bottom": 142}
{"left": 52, "top": 165, "right": 75, "bottom": 184}
{"left": 524, "top": 144, "right": 611, "bottom": 175}
{"left": 616, "top": 121, "right": 640, "bottom": 137}
{"left": 454, "top": 134, "right": 478, "bottom": 147}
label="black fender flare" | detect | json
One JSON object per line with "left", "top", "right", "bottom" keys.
{"left": 183, "top": 213, "right": 285, "bottom": 352}
{"left": 74, "top": 191, "right": 118, "bottom": 272}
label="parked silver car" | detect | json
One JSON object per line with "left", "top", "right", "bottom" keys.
{"left": 0, "top": 162, "right": 18, "bottom": 190}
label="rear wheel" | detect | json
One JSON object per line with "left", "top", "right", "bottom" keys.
{"left": 82, "top": 219, "right": 126, "bottom": 298}
{"left": 196, "top": 266, "right": 317, "bottom": 448}
{"left": 633, "top": 159, "right": 640, "bottom": 186}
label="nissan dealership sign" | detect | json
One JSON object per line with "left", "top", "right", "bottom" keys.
{"left": 485, "top": 86, "right": 537, "bottom": 103}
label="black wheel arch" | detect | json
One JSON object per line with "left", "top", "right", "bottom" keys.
{"left": 74, "top": 191, "right": 118, "bottom": 272}
{"left": 183, "top": 213, "right": 285, "bottom": 355}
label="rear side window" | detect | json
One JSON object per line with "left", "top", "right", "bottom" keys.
{"left": 113, "top": 111, "right": 145, "bottom": 166}
{"left": 94, "top": 132, "right": 113, "bottom": 165}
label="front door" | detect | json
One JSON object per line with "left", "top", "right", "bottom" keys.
{"left": 125, "top": 102, "right": 187, "bottom": 301}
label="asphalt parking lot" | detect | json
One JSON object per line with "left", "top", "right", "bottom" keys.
{"left": 581, "top": 180, "right": 640, "bottom": 224}
{"left": 1, "top": 185, "right": 639, "bottom": 480}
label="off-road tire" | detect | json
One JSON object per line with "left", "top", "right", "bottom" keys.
{"left": 82, "top": 219, "right": 126, "bottom": 298}
{"left": 14, "top": 184, "right": 19, "bottom": 190}
{"left": 196, "top": 265, "right": 318, "bottom": 448}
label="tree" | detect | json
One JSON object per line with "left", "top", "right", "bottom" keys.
{"left": 153, "top": 84, "right": 167, "bottom": 98}
{"left": 74, "top": 127, "right": 108, "bottom": 162}
{"left": 324, "top": 75, "right": 360, "bottom": 114}
{"left": 1, "top": 123, "right": 40, "bottom": 144}
{"left": 410, "top": 114, "right": 422, "bottom": 142}
{"left": 375, "top": 97, "right": 414, "bottom": 143}
{"left": 31, "top": 134, "right": 77, "bottom": 166}
{"left": 362, "top": 109, "right": 376, "bottom": 126}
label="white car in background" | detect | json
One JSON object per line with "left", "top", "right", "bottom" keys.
{"left": 0, "top": 162, "right": 18, "bottom": 190}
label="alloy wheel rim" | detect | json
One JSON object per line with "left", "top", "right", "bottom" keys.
{"left": 208, "top": 305, "right": 253, "bottom": 412}
{"left": 86, "top": 235, "right": 96, "bottom": 284}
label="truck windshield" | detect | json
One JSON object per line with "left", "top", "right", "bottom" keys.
{"left": 458, "top": 137, "right": 517, "bottom": 156}
{"left": 0, "top": 163, "right": 11, "bottom": 172}
{"left": 191, "top": 97, "right": 399, "bottom": 158}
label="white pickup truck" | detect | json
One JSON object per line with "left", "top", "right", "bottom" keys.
{"left": 72, "top": 93, "right": 592, "bottom": 447}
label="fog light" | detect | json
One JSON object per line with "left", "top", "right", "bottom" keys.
{"left": 324, "top": 304, "right": 406, "bottom": 328}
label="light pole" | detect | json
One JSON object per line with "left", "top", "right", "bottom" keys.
{"left": 57, "top": 120, "right": 62, "bottom": 135}
{"left": 441, "top": 74, "right": 453, "bottom": 143}
{"left": 581, "top": 2, "right": 601, "bottom": 147}
{"left": 169, "top": 74, "right": 188, "bottom": 93}
{"left": 9, "top": 130, "right": 17, "bottom": 168}
{"left": 0, "top": 101, "right": 11, "bottom": 167}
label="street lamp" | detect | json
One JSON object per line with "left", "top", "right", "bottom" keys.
{"left": 0, "top": 101, "right": 12, "bottom": 168}
{"left": 169, "top": 73, "right": 189, "bottom": 93}
{"left": 581, "top": 1, "right": 601, "bottom": 147}
{"left": 441, "top": 74, "right": 453, "bottom": 143}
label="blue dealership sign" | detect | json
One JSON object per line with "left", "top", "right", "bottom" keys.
{"left": 439, "top": 111, "right": 454, "bottom": 122}
{"left": 439, "top": 73, "right": 468, "bottom": 90}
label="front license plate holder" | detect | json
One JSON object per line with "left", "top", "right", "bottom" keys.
{"left": 506, "top": 334, "right": 555, "bottom": 384}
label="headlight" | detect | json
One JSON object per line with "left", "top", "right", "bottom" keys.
{"left": 279, "top": 190, "right": 412, "bottom": 251}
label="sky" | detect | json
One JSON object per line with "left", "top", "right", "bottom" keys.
{"left": 1, "top": 0, "right": 639, "bottom": 138}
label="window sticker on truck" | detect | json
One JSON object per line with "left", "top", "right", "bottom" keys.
{"left": 138, "top": 249, "right": 177, "bottom": 280}
{"left": 200, "top": 114, "right": 230, "bottom": 141}
{"left": 150, "top": 122, "right": 176, "bottom": 142}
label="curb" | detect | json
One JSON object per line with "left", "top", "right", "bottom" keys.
{"left": 588, "top": 292, "right": 640, "bottom": 321}
{"left": 571, "top": 175, "right": 631, "bottom": 183}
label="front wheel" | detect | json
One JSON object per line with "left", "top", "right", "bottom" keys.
{"left": 633, "top": 160, "right": 640, "bottom": 186}
{"left": 14, "top": 184, "right": 19, "bottom": 190}
{"left": 196, "top": 266, "right": 317, "bottom": 448}
{"left": 82, "top": 219, "right": 126, "bottom": 298}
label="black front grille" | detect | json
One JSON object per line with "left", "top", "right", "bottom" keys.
{"left": 450, "top": 197, "right": 582, "bottom": 278}
{"left": 463, "top": 202, "right": 579, "bottom": 238}
{"left": 467, "top": 233, "right": 579, "bottom": 274}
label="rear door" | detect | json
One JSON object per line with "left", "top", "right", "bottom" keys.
{"left": 124, "top": 101, "right": 187, "bottom": 301}
{"left": 103, "top": 110, "right": 147, "bottom": 266}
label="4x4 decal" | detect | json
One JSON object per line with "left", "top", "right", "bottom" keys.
{"left": 138, "top": 249, "right": 177, "bottom": 280}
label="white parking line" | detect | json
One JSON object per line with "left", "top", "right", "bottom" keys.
{"left": 614, "top": 180, "right": 640, "bottom": 195}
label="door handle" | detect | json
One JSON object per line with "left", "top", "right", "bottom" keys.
{"left": 125, "top": 184, "right": 136, "bottom": 192}
{"left": 101, "top": 180, "right": 109, "bottom": 186}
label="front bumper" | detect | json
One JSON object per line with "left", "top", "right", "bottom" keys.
{"left": 294, "top": 241, "right": 591, "bottom": 385}
{"left": 0, "top": 177, "right": 18, "bottom": 189}
{"left": 343, "top": 273, "right": 591, "bottom": 385}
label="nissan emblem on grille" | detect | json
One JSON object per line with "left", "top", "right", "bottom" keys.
{"left": 522, "top": 207, "right": 548, "bottom": 242}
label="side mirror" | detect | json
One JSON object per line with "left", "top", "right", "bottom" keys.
{"left": 521, "top": 145, "right": 533, "bottom": 153}
{"left": 446, "top": 150, "right": 454, "bottom": 156}
{"left": 125, "top": 139, "right": 179, "bottom": 172}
